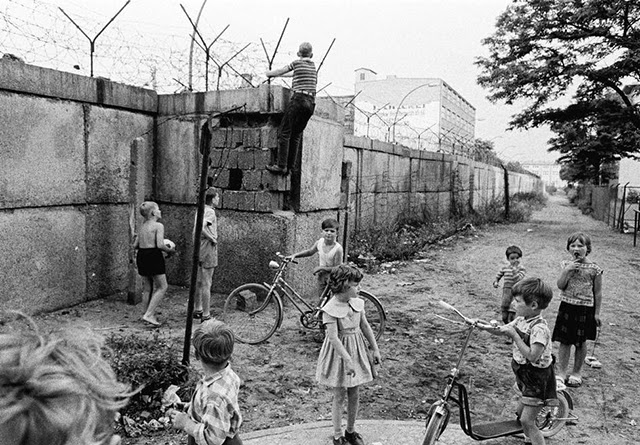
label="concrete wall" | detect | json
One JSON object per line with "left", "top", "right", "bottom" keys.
{"left": 0, "top": 58, "right": 542, "bottom": 314}
{"left": 343, "top": 135, "right": 542, "bottom": 236}
{"left": 0, "top": 59, "right": 155, "bottom": 313}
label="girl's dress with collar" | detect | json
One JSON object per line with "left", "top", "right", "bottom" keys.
{"left": 316, "top": 294, "right": 374, "bottom": 388}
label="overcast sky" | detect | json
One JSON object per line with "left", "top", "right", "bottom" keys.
{"left": 15, "top": 0, "right": 559, "bottom": 163}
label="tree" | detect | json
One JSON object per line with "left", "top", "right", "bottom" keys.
{"left": 476, "top": 0, "right": 640, "bottom": 130}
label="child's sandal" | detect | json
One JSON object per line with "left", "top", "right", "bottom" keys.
{"left": 192, "top": 310, "right": 203, "bottom": 319}
{"left": 200, "top": 314, "right": 212, "bottom": 323}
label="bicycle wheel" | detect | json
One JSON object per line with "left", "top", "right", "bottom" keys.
{"left": 422, "top": 407, "right": 448, "bottom": 445}
{"left": 359, "top": 290, "right": 386, "bottom": 340}
{"left": 537, "top": 390, "right": 570, "bottom": 437}
{"left": 222, "top": 283, "right": 282, "bottom": 345}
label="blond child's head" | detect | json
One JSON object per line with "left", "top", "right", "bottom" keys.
{"left": 329, "top": 264, "right": 363, "bottom": 294}
{"left": 0, "top": 312, "right": 131, "bottom": 445}
{"left": 139, "top": 201, "right": 159, "bottom": 219}
{"left": 298, "top": 42, "right": 313, "bottom": 58}
{"left": 192, "top": 320, "right": 234, "bottom": 367}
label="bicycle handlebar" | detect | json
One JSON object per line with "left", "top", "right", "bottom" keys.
{"left": 438, "top": 300, "right": 498, "bottom": 330}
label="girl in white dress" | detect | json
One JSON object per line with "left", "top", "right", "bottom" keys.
{"left": 316, "top": 265, "right": 382, "bottom": 445}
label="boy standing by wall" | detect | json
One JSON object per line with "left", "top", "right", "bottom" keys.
{"left": 265, "top": 41, "right": 316, "bottom": 175}
{"left": 168, "top": 320, "right": 243, "bottom": 445}
{"left": 193, "top": 188, "right": 220, "bottom": 322}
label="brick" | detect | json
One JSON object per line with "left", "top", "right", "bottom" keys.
{"left": 236, "top": 191, "right": 256, "bottom": 211}
{"left": 243, "top": 128, "right": 262, "bottom": 148}
{"left": 237, "top": 150, "right": 255, "bottom": 169}
{"left": 254, "top": 191, "right": 283, "bottom": 212}
{"left": 263, "top": 171, "right": 290, "bottom": 191}
{"left": 242, "top": 170, "right": 263, "bottom": 191}
{"left": 261, "top": 126, "right": 279, "bottom": 149}
{"left": 209, "top": 150, "right": 225, "bottom": 168}
{"left": 225, "top": 150, "right": 238, "bottom": 169}
{"left": 222, "top": 190, "right": 239, "bottom": 209}
{"left": 254, "top": 149, "right": 272, "bottom": 169}
{"left": 210, "top": 169, "right": 230, "bottom": 188}
{"left": 210, "top": 128, "right": 231, "bottom": 148}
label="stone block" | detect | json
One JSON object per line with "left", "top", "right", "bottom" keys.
{"left": 209, "top": 149, "right": 225, "bottom": 168}
{"left": 242, "top": 170, "right": 263, "bottom": 191}
{"left": 237, "top": 150, "right": 255, "bottom": 170}
{"left": 263, "top": 171, "right": 291, "bottom": 191}
{"left": 225, "top": 150, "right": 239, "bottom": 169}
{"left": 254, "top": 191, "right": 283, "bottom": 212}
{"left": 254, "top": 148, "right": 272, "bottom": 169}
{"left": 211, "top": 169, "right": 230, "bottom": 188}
{"left": 223, "top": 190, "right": 256, "bottom": 210}
{"left": 261, "top": 126, "right": 279, "bottom": 148}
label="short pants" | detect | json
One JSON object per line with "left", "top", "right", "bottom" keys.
{"left": 136, "top": 248, "right": 166, "bottom": 276}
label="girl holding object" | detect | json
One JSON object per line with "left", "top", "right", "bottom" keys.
{"left": 553, "top": 232, "right": 603, "bottom": 388}
{"left": 316, "top": 265, "right": 381, "bottom": 445}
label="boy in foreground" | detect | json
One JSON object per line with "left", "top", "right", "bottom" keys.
{"left": 479, "top": 277, "right": 558, "bottom": 445}
{"left": 168, "top": 320, "right": 243, "bottom": 445}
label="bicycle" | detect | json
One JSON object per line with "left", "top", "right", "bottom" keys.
{"left": 422, "top": 301, "right": 577, "bottom": 445}
{"left": 221, "top": 253, "right": 386, "bottom": 344}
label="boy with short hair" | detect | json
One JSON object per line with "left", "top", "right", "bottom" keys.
{"left": 168, "top": 320, "right": 243, "bottom": 445}
{"left": 265, "top": 41, "right": 316, "bottom": 175}
{"left": 493, "top": 245, "right": 526, "bottom": 324}
{"left": 480, "top": 277, "right": 557, "bottom": 445}
{"left": 134, "top": 201, "right": 176, "bottom": 327}
{"left": 288, "top": 217, "right": 344, "bottom": 300}
{"left": 193, "top": 188, "right": 220, "bottom": 322}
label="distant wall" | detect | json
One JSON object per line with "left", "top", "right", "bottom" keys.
{"left": 343, "top": 135, "right": 542, "bottom": 235}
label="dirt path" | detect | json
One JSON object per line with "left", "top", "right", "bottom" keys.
{"left": 34, "top": 193, "right": 640, "bottom": 444}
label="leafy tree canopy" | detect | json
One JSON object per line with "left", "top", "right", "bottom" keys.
{"left": 476, "top": 0, "right": 640, "bottom": 130}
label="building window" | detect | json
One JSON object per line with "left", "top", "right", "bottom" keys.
{"left": 360, "top": 73, "right": 365, "bottom": 81}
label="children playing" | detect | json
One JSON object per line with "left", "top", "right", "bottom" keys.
{"left": 133, "top": 201, "right": 176, "bottom": 327}
{"left": 287, "top": 217, "right": 344, "bottom": 300}
{"left": 168, "top": 320, "right": 243, "bottom": 445}
{"left": 553, "top": 232, "right": 603, "bottom": 388}
{"left": 316, "top": 265, "right": 381, "bottom": 445}
{"left": 265, "top": 42, "right": 317, "bottom": 175}
{"left": 493, "top": 245, "right": 526, "bottom": 324}
{"left": 193, "top": 188, "right": 220, "bottom": 322}
{"left": 479, "top": 278, "right": 557, "bottom": 445}
{"left": 0, "top": 312, "right": 132, "bottom": 445}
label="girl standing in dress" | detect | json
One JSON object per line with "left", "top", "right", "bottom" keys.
{"left": 553, "top": 232, "right": 603, "bottom": 388}
{"left": 316, "top": 265, "right": 382, "bottom": 445}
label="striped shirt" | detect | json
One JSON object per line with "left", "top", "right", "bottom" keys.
{"left": 187, "top": 365, "right": 242, "bottom": 445}
{"left": 288, "top": 57, "right": 317, "bottom": 93}
{"left": 495, "top": 264, "right": 526, "bottom": 289}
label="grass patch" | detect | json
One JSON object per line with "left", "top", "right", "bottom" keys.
{"left": 349, "top": 192, "right": 546, "bottom": 265}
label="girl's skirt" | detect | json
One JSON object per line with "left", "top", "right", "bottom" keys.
{"left": 552, "top": 301, "right": 597, "bottom": 345}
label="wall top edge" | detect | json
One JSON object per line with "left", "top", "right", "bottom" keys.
{"left": 0, "top": 59, "right": 157, "bottom": 113}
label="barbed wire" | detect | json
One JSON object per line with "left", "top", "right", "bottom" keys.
{"left": 1, "top": 0, "right": 271, "bottom": 93}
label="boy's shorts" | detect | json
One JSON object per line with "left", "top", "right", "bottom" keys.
{"left": 511, "top": 359, "right": 558, "bottom": 406}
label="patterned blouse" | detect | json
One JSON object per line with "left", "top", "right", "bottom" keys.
{"left": 559, "top": 261, "right": 603, "bottom": 307}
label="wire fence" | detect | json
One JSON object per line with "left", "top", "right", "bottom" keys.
{"left": 575, "top": 183, "right": 640, "bottom": 233}
{"left": 1, "top": 0, "right": 278, "bottom": 93}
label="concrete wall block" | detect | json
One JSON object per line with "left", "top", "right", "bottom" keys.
{"left": 344, "top": 134, "right": 371, "bottom": 150}
{"left": 237, "top": 150, "right": 255, "bottom": 170}
{"left": 263, "top": 172, "right": 291, "bottom": 191}
{"left": 254, "top": 191, "right": 283, "bottom": 212}
{"left": 0, "top": 208, "right": 86, "bottom": 314}
{"left": 371, "top": 139, "right": 395, "bottom": 155}
{"left": 0, "top": 93, "right": 86, "bottom": 208}
{"left": 225, "top": 150, "right": 239, "bottom": 169}
{"left": 87, "top": 107, "right": 154, "bottom": 203}
{"left": 223, "top": 190, "right": 256, "bottom": 211}
{"left": 261, "top": 126, "right": 279, "bottom": 149}
{"left": 242, "top": 128, "right": 262, "bottom": 149}
{"left": 254, "top": 148, "right": 271, "bottom": 169}
{"left": 211, "top": 128, "right": 232, "bottom": 148}
{"left": 242, "top": 169, "right": 263, "bottom": 190}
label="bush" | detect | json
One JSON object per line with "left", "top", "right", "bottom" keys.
{"left": 105, "top": 331, "right": 194, "bottom": 417}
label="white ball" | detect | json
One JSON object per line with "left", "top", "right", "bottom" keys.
{"left": 163, "top": 239, "right": 175, "bottom": 257}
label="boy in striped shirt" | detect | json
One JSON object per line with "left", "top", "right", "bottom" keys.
{"left": 493, "top": 245, "right": 526, "bottom": 324}
{"left": 266, "top": 41, "right": 317, "bottom": 175}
